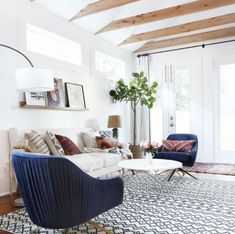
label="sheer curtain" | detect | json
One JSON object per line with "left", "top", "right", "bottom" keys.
{"left": 136, "top": 55, "right": 152, "bottom": 144}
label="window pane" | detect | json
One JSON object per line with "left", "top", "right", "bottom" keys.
{"left": 95, "top": 51, "right": 125, "bottom": 81}
{"left": 175, "top": 69, "right": 190, "bottom": 133}
{"left": 27, "top": 24, "right": 82, "bottom": 66}
{"left": 220, "top": 64, "right": 235, "bottom": 151}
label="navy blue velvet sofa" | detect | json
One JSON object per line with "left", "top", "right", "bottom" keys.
{"left": 12, "top": 151, "right": 124, "bottom": 230}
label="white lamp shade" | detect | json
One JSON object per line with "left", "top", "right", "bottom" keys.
{"left": 15, "top": 68, "right": 54, "bottom": 92}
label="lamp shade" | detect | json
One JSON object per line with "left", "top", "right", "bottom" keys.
{"left": 108, "top": 115, "right": 122, "bottom": 128}
{"left": 15, "top": 68, "right": 54, "bottom": 92}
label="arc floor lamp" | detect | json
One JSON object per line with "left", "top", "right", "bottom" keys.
{"left": 0, "top": 43, "right": 54, "bottom": 92}
{"left": 0, "top": 43, "right": 54, "bottom": 207}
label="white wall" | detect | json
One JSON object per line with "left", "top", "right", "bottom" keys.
{"left": 0, "top": 0, "right": 134, "bottom": 196}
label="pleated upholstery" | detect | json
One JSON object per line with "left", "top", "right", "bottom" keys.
{"left": 154, "top": 134, "right": 198, "bottom": 167}
{"left": 12, "top": 152, "right": 124, "bottom": 229}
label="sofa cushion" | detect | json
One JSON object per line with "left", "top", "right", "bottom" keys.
{"left": 24, "top": 131, "right": 50, "bottom": 155}
{"left": 89, "top": 153, "right": 122, "bottom": 168}
{"left": 81, "top": 132, "right": 99, "bottom": 148}
{"left": 45, "top": 131, "right": 65, "bottom": 156}
{"left": 154, "top": 151, "right": 191, "bottom": 164}
{"left": 55, "top": 134, "right": 81, "bottom": 155}
{"left": 64, "top": 154, "right": 103, "bottom": 172}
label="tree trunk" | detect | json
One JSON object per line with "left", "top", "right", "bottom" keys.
{"left": 133, "top": 102, "right": 136, "bottom": 146}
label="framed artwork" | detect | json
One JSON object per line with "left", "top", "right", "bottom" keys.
{"left": 25, "top": 92, "right": 46, "bottom": 106}
{"left": 65, "top": 82, "right": 86, "bottom": 109}
{"left": 46, "top": 78, "right": 65, "bottom": 107}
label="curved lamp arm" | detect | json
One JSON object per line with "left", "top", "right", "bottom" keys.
{"left": 0, "top": 44, "right": 34, "bottom": 67}
{"left": 0, "top": 43, "right": 54, "bottom": 92}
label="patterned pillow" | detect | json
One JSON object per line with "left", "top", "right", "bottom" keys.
{"left": 99, "top": 130, "right": 112, "bottom": 138}
{"left": 45, "top": 131, "right": 65, "bottom": 156}
{"left": 25, "top": 131, "right": 50, "bottom": 155}
{"left": 175, "top": 140, "right": 195, "bottom": 152}
{"left": 96, "top": 136, "right": 122, "bottom": 149}
{"left": 55, "top": 135, "right": 81, "bottom": 155}
{"left": 80, "top": 132, "right": 99, "bottom": 148}
{"left": 162, "top": 140, "right": 195, "bottom": 153}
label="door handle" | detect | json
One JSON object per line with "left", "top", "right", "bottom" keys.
{"left": 170, "top": 65, "right": 173, "bottom": 82}
{"left": 165, "top": 65, "right": 167, "bottom": 82}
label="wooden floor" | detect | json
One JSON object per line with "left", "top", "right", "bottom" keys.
{"left": 0, "top": 194, "right": 20, "bottom": 234}
{"left": 0, "top": 173, "right": 235, "bottom": 234}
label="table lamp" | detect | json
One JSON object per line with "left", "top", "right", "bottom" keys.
{"left": 107, "top": 115, "right": 122, "bottom": 139}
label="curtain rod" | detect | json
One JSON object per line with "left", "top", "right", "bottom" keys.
{"left": 136, "top": 39, "right": 235, "bottom": 57}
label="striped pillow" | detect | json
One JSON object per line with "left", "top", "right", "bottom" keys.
{"left": 25, "top": 131, "right": 50, "bottom": 155}
{"left": 163, "top": 140, "right": 195, "bottom": 153}
{"left": 175, "top": 140, "right": 195, "bottom": 152}
{"left": 162, "top": 140, "right": 178, "bottom": 151}
{"left": 45, "top": 131, "right": 65, "bottom": 156}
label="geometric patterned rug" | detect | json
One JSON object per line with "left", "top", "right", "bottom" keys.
{"left": 186, "top": 162, "right": 235, "bottom": 176}
{"left": 1, "top": 173, "right": 235, "bottom": 234}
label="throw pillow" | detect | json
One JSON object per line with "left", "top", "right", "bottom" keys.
{"left": 96, "top": 136, "right": 122, "bottom": 149}
{"left": 45, "top": 131, "right": 65, "bottom": 156}
{"left": 99, "top": 130, "right": 112, "bottom": 138}
{"left": 162, "top": 140, "right": 195, "bottom": 152}
{"left": 80, "top": 132, "right": 99, "bottom": 148}
{"left": 55, "top": 134, "right": 81, "bottom": 155}
{"left": 175, "top": 140, "right": 195, "bottom": 152}
{"left": 25, "top": 131, "right": 50, "bottom": 155}
{"left": 162, "top": 140, "right": 178, "bottom": 151}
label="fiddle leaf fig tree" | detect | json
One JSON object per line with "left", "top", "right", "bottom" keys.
{"left": 109, "top": 71, "right": 158, "bottom": 146}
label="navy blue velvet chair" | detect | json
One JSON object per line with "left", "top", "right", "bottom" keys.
{"left": 153, "top": 134, "right": 198, "bottom": 179}
{"left": 12, "top": 152, "right": 124, "bottom": 232}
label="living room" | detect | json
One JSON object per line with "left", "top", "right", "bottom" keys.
{"left": 0, "top": 0, "right": 235, "bottom": 233}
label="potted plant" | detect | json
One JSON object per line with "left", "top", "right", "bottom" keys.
{"left": 109, "top": 71, "right": 158, "bottom": 158}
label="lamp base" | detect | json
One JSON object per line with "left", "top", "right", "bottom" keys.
{"left": 112, "top": 128, "right": 118, "bottom": 139}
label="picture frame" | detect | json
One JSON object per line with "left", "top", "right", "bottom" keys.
{"left": 25, "top": 92, "right": 47, "bottom": 106}
{"left": 65, "top": 82, "right": 86, "bottom": 109}
{"left": 46, "top": 78, "right": 65, "bottom": 107}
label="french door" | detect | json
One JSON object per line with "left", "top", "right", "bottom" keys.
{"left": 214, "top": 57, "right": 235, "bottom": 163}
{"left": 150, "top": 55, "right": 202, "bottom": 146}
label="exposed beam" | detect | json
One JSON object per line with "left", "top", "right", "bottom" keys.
{"left": 69, "top": 0, "right": 137, "bottom": 22}
{"left": 135, "top": 27, "right": 235, "bottom": 52}
{"left": 120, "top": 13, "right": 235, "bottom": 45}
{"left": 96, "top": 0, "right": 235, "bottom": 34}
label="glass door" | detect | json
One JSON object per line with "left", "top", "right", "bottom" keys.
{"left": 150, "top": 56, "right": 202, "bottom": 145}
{"left": 215, "top": 60, "right": 235, "bottom": 163}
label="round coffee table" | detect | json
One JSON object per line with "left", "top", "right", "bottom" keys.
{"left": 118, "top": 159, "right": 182, "bottom": 173}
{"left": 118, "top": 159, "right": 183, "bottom": 197}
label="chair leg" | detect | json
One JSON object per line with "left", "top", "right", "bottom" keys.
{"left": 167, "top": 169, "right": 176, "bottom": 182}
{"left": 87, "top": 220, "right": 112, "bottom": 234}
{"left": 178, "top": 168, "right": 197, "bottom": 180}
{"left": 64, "top": 229, "right": 70, "bottom": 234}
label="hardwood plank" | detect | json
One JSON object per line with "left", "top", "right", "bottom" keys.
{"left": 69, "top": 0, "right": 137, "bottom": 21}
{"left": 135, "top": 27, "right": 235, "bottom": 52}
{"left": 96, "top": 0, "right": 235, "bottom": 34}
{"left": 120, "top": 13, "right": 235, "bottom": 45}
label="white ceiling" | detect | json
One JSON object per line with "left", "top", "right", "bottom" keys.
{"left": 34, "top": 0, "right": 235, "bottom": 52}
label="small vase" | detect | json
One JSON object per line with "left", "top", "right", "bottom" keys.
{"left": 145, "top": 152, "right": 153, "bottom": 164}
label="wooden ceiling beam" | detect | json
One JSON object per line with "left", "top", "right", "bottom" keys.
{"left": 96, "top": 0, "right": 235, "bottom": 34}
{"left": 135, "top": 27, "right": 235, "bottom": 52}
{"left": 120, "top": 13, "right": 235, "bottom": 45}
{"left": 69, "top": 0, "right": 137, "bottom": 22}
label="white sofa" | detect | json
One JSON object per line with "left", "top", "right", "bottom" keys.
{"left": 8, "top": 127, "right": 123, "bottom": 178}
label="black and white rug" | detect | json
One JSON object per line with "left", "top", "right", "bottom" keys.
{"left": 1, "top": 173, "right": 235, "bottom": 234}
